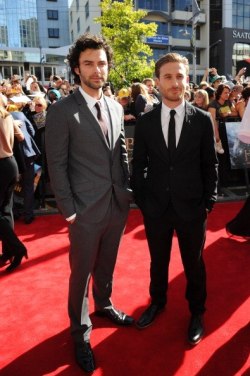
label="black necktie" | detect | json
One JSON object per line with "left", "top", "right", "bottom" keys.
{"left": 168, "top": 109, "right": 176, "bottom": 158}
{"left": 95, "top": 101, "right": 109, "bottom": 141}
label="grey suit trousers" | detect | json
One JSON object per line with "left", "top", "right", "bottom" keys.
{"left": 68, "top": 195, "right": 129, "bottom": 343}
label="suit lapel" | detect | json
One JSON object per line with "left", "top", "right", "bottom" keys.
{"left": 174, "top": 101, "right": 194, "bottom": 159}
{"left": 103, "top": 96, "right": 115, "bottom": 150}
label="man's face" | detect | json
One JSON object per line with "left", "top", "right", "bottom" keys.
{"left": 74, "top": 48, "right": 108, "bottom": 95}
{"left": 155, "top": 62, "right": 187, "bottom": 107}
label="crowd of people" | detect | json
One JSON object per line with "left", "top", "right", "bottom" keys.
{"left": 0, "top": 32, "right": 250, "bottom": 372}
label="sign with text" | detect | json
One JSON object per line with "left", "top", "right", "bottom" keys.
{"left": 146, "top": 35, "right": 169, "bottom": 45}
{"left": 225, "top": 121, "right": 250, "bottom": 169}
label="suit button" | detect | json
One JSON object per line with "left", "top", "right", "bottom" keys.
{"left": 170, "top": 166, "right": 174, "bottom": 171}
{"left": 166, "top": 187, "right": 170, "bottom": 191}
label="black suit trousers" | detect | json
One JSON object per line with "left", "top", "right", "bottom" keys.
{"left": 143, "top": 203, "right": 207, "bottom": 315}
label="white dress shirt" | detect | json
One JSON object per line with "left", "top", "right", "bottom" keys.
{"left": 161, "top": 101, "right": 185, "bottom": 147}
{"left": 79, "top": 86, "right": 111, "bottom": 139}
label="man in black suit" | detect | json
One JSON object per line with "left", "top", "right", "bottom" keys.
{"left": 131, "top": 53, "right": 218, "bottom": 345}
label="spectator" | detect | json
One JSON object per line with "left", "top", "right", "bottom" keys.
{"left": 235, "top": 87, "right": 250, "bottom": 119}
{"left": 11, "top": 108, "right": 40, "bottom": 224}
{"left": 192, "top": 89, "right": 209, "bottom": 111}
{"left": 208, "top": 83, "right": 238, "bottom": 154}
{"left": 142, "top": 78, "right": 161, "bottom": 104}
{"left": 131, "top": 82, "right": 154, "bottom": 116}
{"left": 116, "top": 88, "right": 136, "bottom": 125}
{"left": 0, "top": 94, "right": 28, "bottom": 271}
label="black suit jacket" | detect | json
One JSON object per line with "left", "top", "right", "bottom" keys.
{"left": 131, "top": 101, "right": 218, "bottom": 220}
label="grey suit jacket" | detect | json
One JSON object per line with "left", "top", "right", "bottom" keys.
{"left": 45, "top": 88, "right": 132, "bottom": 223}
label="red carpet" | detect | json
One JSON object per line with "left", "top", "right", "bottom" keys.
{"left": 0, "top": 203, "right": 250, "bottom": 376}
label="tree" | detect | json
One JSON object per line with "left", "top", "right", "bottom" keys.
{"left": 95, "top": 0, "right": 157, "bottom": 88}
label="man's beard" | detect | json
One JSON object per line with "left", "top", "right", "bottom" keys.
{"left": 81, "top": 75, "right": 106, "bottom": 90}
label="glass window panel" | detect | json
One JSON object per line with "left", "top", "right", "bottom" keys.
{"left": 172, "top": 24, "right": 192, "bottom": 39}
{"left": 138, "top": 0, "right": 167, "bottom": 11}
{"left": 44, "top": 66, "right": 53, "bottom": 81}
{"left": 237, "top": 17, "right": 244, "bottom": 28}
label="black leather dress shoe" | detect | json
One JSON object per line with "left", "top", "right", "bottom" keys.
{"left": 95, "top": 306, "right": 134, "bottom": 326}
{"left": 75, "top": 341, "right": 95, "bottom": 373}
{"left": 136, "top": 304, "right": 164, "bottom": 329}
{"left": 188, "top": 315, "right": 204, "bottom": 345}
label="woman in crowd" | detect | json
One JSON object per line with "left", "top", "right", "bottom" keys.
{"left": 130, "top": 82, "right": 154, "bottom": 117}
{"left": 208, "top": 83, "right": 238, "bottom": 154}
{"left": 235, "top": 86, "right": 250, "bottom": 119}
{"left": 208, "top": 83, "right": 239, "bottom": 191}
{"left": 0, "top": 94, "right": 28, "bottom": 271}
{"left": 192, "top": 89, "right": 209, "bottom": 111}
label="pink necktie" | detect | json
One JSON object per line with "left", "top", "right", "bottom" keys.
{"left": 95, "top": 101, "right": 109, "bottom": 142}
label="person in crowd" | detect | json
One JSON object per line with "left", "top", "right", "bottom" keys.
{"left": 235, "top": 87, "right": 250, "bottom": 119}
{"left": 205, "top": 86, "right": 216, "bottom": 103}
{"left": 233, "top": 67, "right": 248, "bottom": 85}
{"left": 142, "top": 77, "right": 161, "bottom": 104}
{"left": 131, "top": 82, "right": 154, "bottom": 116}
{"left": 102, "top": 83, "right": 114, "bottom": 98}
{"left": 45, "top": 33, "right": 134, "bottom": 373}
{"left": 131, "top": 52, "right": 218, "bottom": 346}
{"left": 184, "top": 89, "right": 192, "bottom": 101}
{"left": 210, "top": 75, "right": 223, "bottom": 90}
{"left": 208, "top": 83, "right": 239, "bottom": 193}
{"left": 208, "top": 83, "right": 238, "bottom": 154}
{"left": 116, "top": 88, "right": 136, "bottom": 125}
{"left": 0, "top": 94, "right": 28, "bottom": 271}
{"left": 199, "top": 81, "right": 209, "bottom": 90}
{"left": 11, "top": 106, "right": 40, "bottom": 224}
{"left": 192, "top": 89, "right": 209, "bottom": 111}
{"left": 47, "top": 88, "right": 61, "bottom": 104}
{"left": 28, "top": 81, "right": 45, "bottom": 98}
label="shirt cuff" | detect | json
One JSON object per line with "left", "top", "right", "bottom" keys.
{"left": 66, "top": 213, "right": 76, "bottom": 222}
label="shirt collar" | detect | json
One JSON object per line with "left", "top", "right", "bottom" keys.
{"left": 162, "top": 100, "right": 185, "bottom": 116}
{"left": 79, "top": 86, "right": 104, "bottom": 109}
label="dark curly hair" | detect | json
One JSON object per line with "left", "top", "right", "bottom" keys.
{"left": 67, "top": 33, "right": 113, "bottom": 85}
{"left": 215, "top": 83, "right": 231, "bottom": 101}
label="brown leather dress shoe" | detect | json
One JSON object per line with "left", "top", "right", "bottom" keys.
{"left": 136, "top": 304, "right": 165, "bottom": 329}
{"left": 75, "top": 341, "right": 95, "bottom": 373}
{"left": 95, "top": 306, "right": 134, "bottom": 326}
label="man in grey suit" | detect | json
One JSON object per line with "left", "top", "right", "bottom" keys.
{"left": 45, "top": 34, "right": 133, "bottom": 373}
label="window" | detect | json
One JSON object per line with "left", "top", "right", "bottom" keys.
{"left": 48, "top": 28, "right": 59, "bottom": 38}
{"left": 71, "top": 30, "right": 74, "bottom": 43}
{"left": 233, "top": 0, "right": 250, "bottom": 31}
{"left": 85, "top": 1, "right": 89, "bottom": 19}
{"left": 47, "top": 10, "right": 58, "bottom": 20}
{"left": 76, "top": 0, "right": 79, "bottom": 11}
{"left": 47, "top": 0, "right": 57, "bottom": 2}
{"left": 143, "top": 20, "right": 168, "bottom": 35}
{"left": 70, "top": 11, "right": 73, "bottom": 24}
{"left": 138, "top": 0, "right": 167, "bottom": 11}
{"left": 77, "top": 18, "right": 80, "bottom": 33}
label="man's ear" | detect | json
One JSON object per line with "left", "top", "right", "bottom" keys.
{"left": 155, "top": 77, "right": 159, "bottom": 87}
{"left": 74, "top": 67, "right": 79, "bottom": 76}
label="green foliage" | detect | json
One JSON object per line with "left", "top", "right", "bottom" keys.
{"left": 95, "top": 0, "right": 157, "bottom": 88}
